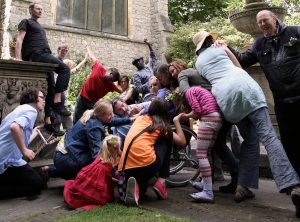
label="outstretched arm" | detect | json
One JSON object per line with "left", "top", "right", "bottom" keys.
{"left": 84, "top": 41, "right": 97, "bottom": 63}
{"left": 71, "top": 53, "right": 88, "bottom": 74}
{"left": 144, "top": 38, "right": 157, "bottom": 69}
{"left": 220, "top": 45, "right": 242, "bottom": 68}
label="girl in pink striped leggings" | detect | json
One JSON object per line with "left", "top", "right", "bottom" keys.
{"left": 184, "top": 86, "right": 222, "bottom": 203}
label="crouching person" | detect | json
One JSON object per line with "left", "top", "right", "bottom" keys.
{"left": 118, "top": 99, "right": 186, "bottom": 206}
{"left": 64, "top": 135, "right": 120, "bottom": 210}
{"left": 0, "top": 89, "right": 45, "bottom": 199}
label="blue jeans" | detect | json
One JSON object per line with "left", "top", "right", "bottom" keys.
{"left": 237, "top": 107, "right": 300, "bottom": 191}
{"left": 112, "top": 124, "right": 132, "bottom": 149}
{"left": 48, "top": 151, "right": 82, "bottom": 180}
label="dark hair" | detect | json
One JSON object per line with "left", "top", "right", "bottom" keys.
{"left": 147, "top": 99, "right": 172, "bottom": 138}
{"left": 118, "top": 75, "right": 129, "bottom": 85}
{"left": 20, "top": 88, "right": 39, "bottom": 105}
{"left": 29, "top": 2, "right": 40, "bottom": 10}
{"left": 154, "top": 63, "right": 169, "bottom": 78}
{"left": 196, "top": 36, "right": 214, "bottom": 55}
{"left": 154, "top": 63, "right": 179, "bottom": 89}
{"left": 111, "top": 97, "right": 124, "bottom": 113}
{"left": 58, "top": 45, "right": 69, "bottom": 50}
{"left": 108, "top": 68, "right": 120, "bottom": 82}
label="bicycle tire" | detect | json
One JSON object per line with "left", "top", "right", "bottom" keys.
{"left": 166, "top": 125, "right": 201, "bottom": 187}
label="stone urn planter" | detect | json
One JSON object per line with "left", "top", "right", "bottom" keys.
{"left": 229, "top": 0, "right": 287, "bottom": 37}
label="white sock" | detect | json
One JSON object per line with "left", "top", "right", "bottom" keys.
{"left": 202, "top": 176, "right": 213, "bottom": 191}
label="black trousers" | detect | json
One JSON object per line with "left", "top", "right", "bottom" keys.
{"left": 0, "top": 164, "right": 43, "bottom": 199}
{"left": 275, "top": 102, "right": 300, "bottom": 177}
{"left": 212, "top": 120, "right": 239, "bottom": 184}
{"left": 30, "top": 50, "right": 70, "bottom": 117}
{"left": 73, "top": 95, "right": 94, "bottom": 124}
{"left": 124, "top": 137, "right": 171, "bottom": 195}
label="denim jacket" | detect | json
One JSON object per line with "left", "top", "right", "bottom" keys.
{"left": 65, "top": 116, "right": 105, "bottom": 167}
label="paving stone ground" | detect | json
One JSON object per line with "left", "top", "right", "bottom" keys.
{"left": 0, "top": 177, "right": 298, "bottom": 222}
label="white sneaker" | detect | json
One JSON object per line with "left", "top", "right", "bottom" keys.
{"left": 125, "top": 177, "right": 139, "bottom": 207}
{"left": 189, "top": 190, "right": 214, "bottom": 203}
{"left": 190, "top": 180, "right": 204, "bottom": 191}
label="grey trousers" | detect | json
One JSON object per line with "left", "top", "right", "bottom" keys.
{"left": 237, "top": 107, "right": 300, "bottom": 191}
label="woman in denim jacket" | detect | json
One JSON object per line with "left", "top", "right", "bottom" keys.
{"left": 45, "top": 100, "right": 114, "bottom": 180}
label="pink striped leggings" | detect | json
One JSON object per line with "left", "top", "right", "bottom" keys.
{"left": 196, "top": 112, "right": 222, "bottom": 178}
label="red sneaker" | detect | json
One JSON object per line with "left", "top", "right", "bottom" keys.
{"left": 153, "top": 180, "right": 168, "bottom": 199}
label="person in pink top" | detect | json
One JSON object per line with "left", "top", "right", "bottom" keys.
{"left": 183, "top": 86, "right": 222, "bottom": 203}
{"left": 73, "top": 43, "right": 122, "bottom": 124}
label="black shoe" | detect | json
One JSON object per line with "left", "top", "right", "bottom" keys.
{"left": 52, "top": 103, "right": 71, "bottom": 116}
{"left": 44, "top": 123, "right": 65, "bottom": 137}
{"left": 291, "top": 187, "right": 300, "bottom": 218}
{"left": 219, "top": 182, "right": 237, "bottom": 194}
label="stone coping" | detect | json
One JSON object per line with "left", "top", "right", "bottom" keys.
{"left": 0, "top": 59, "right": 57, "bottom": 73}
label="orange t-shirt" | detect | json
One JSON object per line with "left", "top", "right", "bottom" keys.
{"left": 118, "top": 115, "right": 160, "bottom": 171}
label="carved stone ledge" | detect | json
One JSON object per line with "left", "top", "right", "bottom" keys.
{"left": 0, "top": 59, "right": 57, "bottom": 120}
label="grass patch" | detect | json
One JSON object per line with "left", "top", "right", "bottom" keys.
{"left": 54, "top": 203, "right": 194, "bottom": 222}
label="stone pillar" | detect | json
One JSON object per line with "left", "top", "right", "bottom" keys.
{"left": 0, "top": 59, "right": 56, "bottom": 122}
{"left": 245, "top": 65, "right": 279, "bottom": 135}
{"left": 150, "top": 0, "right": 173, "bottom": 63}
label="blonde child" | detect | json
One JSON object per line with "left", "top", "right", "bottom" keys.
{"left": 64, "top": 135, "right": 120, "bottom": 210}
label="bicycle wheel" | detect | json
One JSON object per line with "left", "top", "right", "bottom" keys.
{"left": 166, "top": 125, "right": 201, "bottom": 187}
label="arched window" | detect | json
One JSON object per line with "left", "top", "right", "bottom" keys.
{"left": 56, "top": 0, "right": 128, "bottom": 36}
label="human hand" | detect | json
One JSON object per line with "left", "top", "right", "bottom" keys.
{"left": 129, "top": 106, "right": 141, "bottom": 116}
{"left": 212, "top": 40, "right": 227, "bottom": 48}
{"left": 131, "top": 113, "right": 140, "bottom": 119}
{"left": 173, "top": 113, "right": 184, "bottom": 123}
{"left": 22, "top": 148, "right": 35, "bottom": 162}
{"left": 180, "top": 113, "right": 190, "bottom": 123}
{"left": 144, "top": 38, "right": 151, "bottom": 45}
{"left": 83, "top": 40, "right": 88, "bottom": 48}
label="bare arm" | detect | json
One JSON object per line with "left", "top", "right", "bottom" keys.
{"left": 122, "top": 86, "right": 134, "bottom": 102}
{"left": 15, "top": 30, "right": 26, "bottom": 60}
{"left": 220, "top": 45, "right": 242, "bottom": 68}
{"left": 71, "top": 53, "right": 88, "bottom": 74}
{"left": 172, "top": 113, "right": 186, "bottom": 147}
{"left": 83, "top": 41, "right": 97, "bottom": 63}
{"left": 10, "top": 122, "right": 35, "bottom": 161}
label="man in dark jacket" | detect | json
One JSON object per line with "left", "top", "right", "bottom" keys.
{"left": 228, "top": 9, "right": 300, "bottom": 217}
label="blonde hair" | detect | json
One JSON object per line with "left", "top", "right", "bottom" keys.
{"left": 99, "top": 135, "right": 121, "bottom": 166}
{"left": 169, "top": 58, "right": 188, "bottom": 74}
{"left": 80, "top": 99, "right": 111, "bottom": 125}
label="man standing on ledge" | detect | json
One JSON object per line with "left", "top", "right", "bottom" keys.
{"left": 15, "top": 2, "right": 70, "bottom": 136}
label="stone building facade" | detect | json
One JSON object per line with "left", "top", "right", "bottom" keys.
{"left": 0, "top": 0, "right": 173, "bottom": 75}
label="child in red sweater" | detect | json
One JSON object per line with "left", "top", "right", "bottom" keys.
{"left": 64, "top": 135, "right": 120, "bottom": 210}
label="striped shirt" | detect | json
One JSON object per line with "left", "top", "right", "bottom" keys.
{"left": 185, "top": 86, "right": 221, "bottom": 117}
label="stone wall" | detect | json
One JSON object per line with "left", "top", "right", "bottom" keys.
{"left": 1, "top": 0, "right": 173, "bottom": 75}
{"left": 0, "top": 59, "right": 56, "bottom": 121}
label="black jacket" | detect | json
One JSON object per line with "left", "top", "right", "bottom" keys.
{"left": 230, "top": 22, "right": 300, "bottom": 104}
